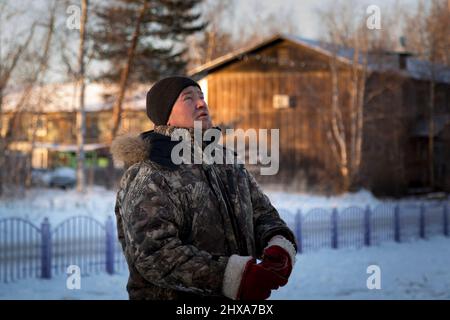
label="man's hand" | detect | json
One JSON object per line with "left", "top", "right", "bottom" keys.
{"left": 237, "top": 258, "right": 287, "bottom": 300}
{"left": 260, "top": 235, "right": 296, "bottom": 284}
{"left": 261, "top": 245, "right": 292, "bottom": 282}
{"left": 222, "top": 236, "right": 296, "bottom": 300}
{"left": 222, "top": 254, "right": 288, "bottom": 300}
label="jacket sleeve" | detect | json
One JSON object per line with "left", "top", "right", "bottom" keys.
{"left": 117, "top": 167, "right": 229, "bottom": 296}
{"left": 114, "top": 195, "right": 126, "bottom": 252}
{"left": 244, "top": 168, "right": 298, "bottom": 257}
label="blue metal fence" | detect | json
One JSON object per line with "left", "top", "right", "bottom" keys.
{"left": 293, "top": 202, "right": 449, "bottom": 253}
{"left": 0, "top": 216, "right": 126, "bottom": 283}
{"left": 0, "top": 217, "right": 41, "bottom": 282}
{"left": 0, "top": 202, "right": 449, "bottom": 283}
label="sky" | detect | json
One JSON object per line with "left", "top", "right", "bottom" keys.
{"left": 2, "top": 0, "right": 424, "bottom": 44}
{"left": 226, "top": 0, "right": 422, "bottom": 40}
{"left": 0, "top": 0, "right": 425, "bottom": 83}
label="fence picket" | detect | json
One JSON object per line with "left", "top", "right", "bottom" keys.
{"left": 364, "top": 206, "right": 371, "bottom": 246}
{"left": 295, "top": 210, "right": 302, "bottom": 254}
{"left": 105, "top": 216, "right": 115, "bottom": 275}
{"left": 41, "top": 218, "right": 51, "bottom": 279}
{"left": 419, "top": 204, "right": 426, "bottom": 239}
{"left": 394, "top": 205, "right": 401, "bottom": 243}
{"left": 444, "top": 203, "right": 448, "bottom": 237}
{"left": 331, "top": 208, "right": 338, "bottom": 249}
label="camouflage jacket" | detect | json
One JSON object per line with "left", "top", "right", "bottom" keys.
{"left": 112, "top": 125, "right": 297, "bottom": 300}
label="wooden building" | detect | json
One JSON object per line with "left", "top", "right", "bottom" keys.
{"left": 189, "top": 34, "right": 450, "bottom": 196}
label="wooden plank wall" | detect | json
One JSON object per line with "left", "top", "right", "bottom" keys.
{"left": 207, "top": 71, "right": 341, "bottom": 191}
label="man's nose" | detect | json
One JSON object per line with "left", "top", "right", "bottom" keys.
{"left": 196, "top": 98, "right": 207, "bottom": 109}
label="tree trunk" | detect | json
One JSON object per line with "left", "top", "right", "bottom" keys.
{"left": 110, "top": 2, "right": 148, "bottom": 141}
{"left": 341, "top": 167, "right": 350, "bottom": 191}
{"left": 329, "top": 59, "right": 349, "bottom": 190}
{"left": 76, "top": 0, "right": 88, "bottom": 193}
{"left": 107, "top": 2, "right": 148, "bottom": 190}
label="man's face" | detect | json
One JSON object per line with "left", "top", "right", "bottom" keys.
{"left": 166, "top": 86, "right": 212, "bottom": 129}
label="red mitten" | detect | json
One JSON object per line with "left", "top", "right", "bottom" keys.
{"left": 261, "top": 245, "right": 292, "bottom": 282}
{"left": 260, "top": 235, "right": 296, "bottom": 285}
{"left": 222, "top": 238, "right": 296, "bottom": 301}
{"left": 237, "top": 258, "right": 287, "bottom": 300}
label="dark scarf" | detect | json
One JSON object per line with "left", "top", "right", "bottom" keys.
{"left": 140, "top": 127, "right": 221, "bottom": 169}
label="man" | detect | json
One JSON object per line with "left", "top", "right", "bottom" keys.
{"left": 111, "top": 76, "right": 297, "bottom": 300}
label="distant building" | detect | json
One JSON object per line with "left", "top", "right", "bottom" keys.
{"left": 2, "top": 82, "right": 151, "bottom": 170}
{"left": 189, "top": 34, "right": 450, "bottom": 195}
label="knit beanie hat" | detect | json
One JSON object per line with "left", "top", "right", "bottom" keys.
{"left": 146, "top": 76, "right": 201, "bottom": 125}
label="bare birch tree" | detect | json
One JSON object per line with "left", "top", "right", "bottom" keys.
{"left": 318, "top": 1, "right": 404, "bottom": 190}
{"left": 318, "top": 2, "right": 370, "bottom": 190}
{"left": 186, "top": 0, "right": 235, "bottom": 67}
{"left": 0, "top": 1, "right": 57, "bottom": 196}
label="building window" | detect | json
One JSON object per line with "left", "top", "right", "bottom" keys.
{"left": 273, "top": 94, "right": 295, "bottom": 109}
{"left": 35, "top": 116, "right": 47, "bottom": 137}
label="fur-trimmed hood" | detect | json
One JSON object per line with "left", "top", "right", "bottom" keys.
{"left": 110, "top": 132, "right": 149, "bottom": 168}
{"left": 111, "top": 129, "right": 184, "bottom": 169}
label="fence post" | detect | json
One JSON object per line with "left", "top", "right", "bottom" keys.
{"left": 419, "top": 203, "right": 426, "bottom": 239}
{"left": 444, "top": 203, "right": 449, "bottom": 237}
{"left": 295, "top": 210, "right": 302, "bottom": 254}
{"left": 105, "top": 216, "right": 115, "bottom": 275}
{"left": 364, "top": 205, "right": 371, "bottom": 246}
{"left": 331, "top": 208, "right": 338, "bottom": 249}
{"left": 394, "top": 205, "right": 401, "bottom": 243}
{"left": 40, "top": 217, "right": 52, "bottom": 279}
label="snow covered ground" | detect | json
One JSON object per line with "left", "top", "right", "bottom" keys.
{"left": 1, "top": 236, "right": 449, "bottom": 300}
{"left": 0, "top": 186, "right": 117, "bottom": 225}
{"left": 1, "top": 186, "right": 449, "bottom": 300}
{"left": 271, "top": 236, "right": 450, "bottom": 300}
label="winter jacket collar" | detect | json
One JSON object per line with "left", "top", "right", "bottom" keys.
{"left": 111, "top": 125, "right": 222, "bottom": 169}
